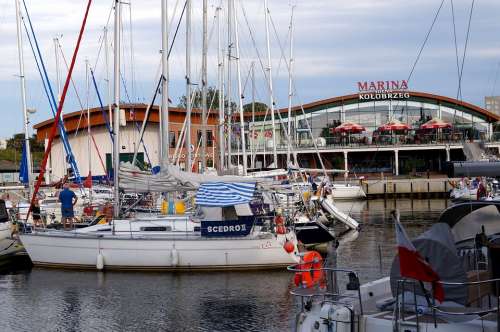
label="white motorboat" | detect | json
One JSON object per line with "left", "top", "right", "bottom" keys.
{"left": 289, "top": 201, "right": 500, "bottom": 331}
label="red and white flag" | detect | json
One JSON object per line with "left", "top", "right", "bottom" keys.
{"left": 395, "top": 218, "right": 444, "bottom": 302}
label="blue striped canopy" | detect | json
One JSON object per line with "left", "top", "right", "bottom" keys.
{"left": 196, "top": 182, "right": 256, "bottom": 207}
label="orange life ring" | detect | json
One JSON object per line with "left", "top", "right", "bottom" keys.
{"left": 294, "top": 251, "right": 324, "bottom": 288}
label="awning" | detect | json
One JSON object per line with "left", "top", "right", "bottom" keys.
{"left": 196, "top": 182, "right": 256, "bottom": 207}
{"left": 331, "top": 121, "right": 365, "bottom": 133}
{"left": 378, "top": 119, "right": 410, "bottom": 132}
{"left": 420, "top": 118, "right": 452, "bottom": 129}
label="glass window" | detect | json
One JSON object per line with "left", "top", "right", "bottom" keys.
{"left": 169, "top": 131, "right": 176, "bottom": 148}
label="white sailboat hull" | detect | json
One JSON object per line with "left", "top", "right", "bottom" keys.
{"left": 20, "top": 232, "right": 299, "bottom": 270}
{"left": 331, "top": 184, "right": 366, "bottom": 199}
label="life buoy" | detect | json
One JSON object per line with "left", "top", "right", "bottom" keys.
{"left": 294, "top": 251, "right": 324, "bottom": 288}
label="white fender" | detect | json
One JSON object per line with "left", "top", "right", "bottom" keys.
{"left": 96, "top": 252, "right": 104, "bottom": 270}
{"left": 171, "top": 248, "right": 179, "bottom": 266}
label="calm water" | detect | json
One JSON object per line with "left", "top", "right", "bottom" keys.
{"left": 0, "top": 199, "right": 449, "bottom": 332}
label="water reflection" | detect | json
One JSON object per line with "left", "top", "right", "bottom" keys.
{"left": 0, "top": 199, "right": 449, "bottom": 332}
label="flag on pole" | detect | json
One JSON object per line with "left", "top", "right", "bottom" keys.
{"left": 395, "top": 218, "right": 444, "bottom": 302}
{"left": 19, "top": 141, "right": 29, "bottom": 184}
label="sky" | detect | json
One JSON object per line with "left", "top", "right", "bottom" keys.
{"left": 0, "top": 0, "right": 500, "bottom": 138}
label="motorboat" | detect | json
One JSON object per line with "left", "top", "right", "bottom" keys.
{"left": 289, "top": 201, "right": 500, "bottom": 331}
{"left": 20, "top": 182, "right": 300, "bottom": 270}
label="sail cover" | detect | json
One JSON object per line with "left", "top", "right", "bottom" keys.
{"left": 196, "top": 182, "right": 256, "bottom": 207}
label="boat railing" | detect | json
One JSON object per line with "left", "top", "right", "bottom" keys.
{"left": 395, "top": 277, "right": 500, "bottom": 331}
{"left": 287, "top": 265, "right": 364, "bottom": 315}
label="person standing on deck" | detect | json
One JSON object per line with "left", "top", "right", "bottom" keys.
{"left": 58, "top": 183, "right": 78, "bottom": 229}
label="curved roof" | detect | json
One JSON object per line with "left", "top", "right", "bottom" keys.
{"left": 277, "top": 91, "right": 500, "bottom": 122}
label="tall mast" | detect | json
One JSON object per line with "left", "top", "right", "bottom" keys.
{"left": 53, "top": 37, "right": 62, "bottom": 102}
{"left": 201, "top": 0, "right": 208, "bottom": 173}
{"left": 113, "top": 0, "right": 122, "bottom": 218}
{"left": 85, "top": 59, "right": 92, "bottom": 202}
{"left": 185, "top": 0, "right": 192, "bottom": 171}
{"left": 160, "top": 0, "right": 169, "bottom": 168}
{"left": 226, "top": 0, "right": 232, "bottom": 168}
{"left": 15, "top": 0, "right": 32, "bottom": 197}
{"left": 217, "top": 6, "right": 225, "bottom": 173}
{"left": 251, "top": 62, "right": 255, "bottom": 169}
{"left": 264, "top": 0, "right": 277, "bottom": 167}
{"left": 104, "top": 26, "right": 113, "bottom": 130}
{"left": 233, "top": 0, "right": 247, "bottom": 175}
{"left": 286, "top": 6, "right": 295, "bottom": 167}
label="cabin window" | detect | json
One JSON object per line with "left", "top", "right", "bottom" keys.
{"left": 140, "top": 226, "right": 172, "bottom": 232}
{"left": 97, "top": 228, "right": 111, "bottom": 232}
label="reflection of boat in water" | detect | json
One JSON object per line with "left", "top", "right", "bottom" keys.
{"left": 289, "top": 201, "right": 500, "bottom": 331}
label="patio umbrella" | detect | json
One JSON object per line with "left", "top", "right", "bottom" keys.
{"left": 378, "top": 119, "right": 410, "bottom": 132}
{"left": 332, "top": 121, "right": 365, "bottom": 133}
{"left": 420, "top": 118, "right": 452, "bottom": 129}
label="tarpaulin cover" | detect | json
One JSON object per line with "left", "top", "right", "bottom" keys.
{"left": 196, "top": 182, "right": 256, "bottom": 207}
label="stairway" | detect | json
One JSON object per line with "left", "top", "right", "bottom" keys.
{"left": 462, "top": 142, "right": 487, "bottom": 161}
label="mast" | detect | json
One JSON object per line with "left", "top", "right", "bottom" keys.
{"left": 201, "top": 0, "right": 208, "bottom": 173}
{"left": 226, "top": 0, "right": 232, "bottom": 168}
{"left": 85, "top": 59, "right": 92, "bottom": 202}
{"left": 104, "top": 26, "right": 113, "bottom": 130}
{"left": 217, "top": 6, "right": 225, "bottom": 173}
{"left": 15, "top": 0, "right": 32, "bottom": 197}
{"left": 233, "top": 0, "right": 247, "bottom": 174}
{"left": 160, "top": 0, "right": 169, "bottom": 168}
{"left": 185, "top": 0, "right": 192, "bottom": 171}
{"left": 113, "top": 0, "right": 122, "bottom": 218}
{"left": 264, "top": 0, "right": 278, "bottom": 167}
{"left": 53, "top": 37, "right": 62, "bottom": 102}
{"left": 251, "top": 62, "right": 255, "bottom": 169}
{"left": 286, "top": 6, "right": 295, "bottom": 167}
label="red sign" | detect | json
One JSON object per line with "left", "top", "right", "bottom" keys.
{"left": 357, "top": 80, "right": 410, "bottom": 100}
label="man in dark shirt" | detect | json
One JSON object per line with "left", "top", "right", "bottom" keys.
{"left": 58, "top": 183, "right": 78, "bottom": 230}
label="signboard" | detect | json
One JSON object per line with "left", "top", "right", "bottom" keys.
{"left": 357, "top": 80, "right": 410, "bottom": 100}
{"left": 201, "top": 218, "right": 254, "bottom": 238}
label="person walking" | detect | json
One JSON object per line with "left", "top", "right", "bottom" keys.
{"left": 58, "top": 183, "right": 78, "bottom": 230}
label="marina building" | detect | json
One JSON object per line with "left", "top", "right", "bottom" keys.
{"left": 34, "top": 91, "right": 500, "bottom": 180}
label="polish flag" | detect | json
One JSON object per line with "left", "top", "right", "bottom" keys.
{"left": 395, "top": 219, "right": 444, "bottom": 303}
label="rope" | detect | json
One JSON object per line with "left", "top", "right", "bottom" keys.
{"left": 457, "top": 0, "right": 476, "bottom": 102}
{"left": 407, "top": 0, "right": 445, "bottom": 83}
{"left": 21, "top": 0, "right": 82, "bottom": 183}
{"left": 26, "top": 0, "right": 93, "bottom": 222}
{"left": 450, "top": 0, "right": 462, "bottom": 100}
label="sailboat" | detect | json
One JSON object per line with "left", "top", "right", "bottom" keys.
{"left": 20, "top": 0, "right": 300, "bottom": 271}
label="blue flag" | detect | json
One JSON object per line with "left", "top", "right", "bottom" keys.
{"left": 19, "top": 141, "right": 29, "bottom": 184}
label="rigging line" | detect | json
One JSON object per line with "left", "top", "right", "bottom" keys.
{"left": 407, "top": 0, "right": 446, "bottom": 83}
{"left": 21, "top": 0, "right": 81, "bottom": 182}
{"left": 21, "top": 17, "right": 56, "bottom": 116}
{"left": 490, "top": 61, "right": 500, "bottom": 96}
{"left": 457, "top": 0, "right": 475, "bottom": 103}
{"left": 92, "top": 0, "right": 115, "bottom": 73}
{"left": 55, "top": 39, "right": 89, "bottom": 138}
{"left": 450, "top": 0, "right": 462, "bottom": 101}
{"left": 27, "top": 0, "right": 93, "bottom": 222}
{"left": 90, "top": 67, "right": 114, "bottom": 142}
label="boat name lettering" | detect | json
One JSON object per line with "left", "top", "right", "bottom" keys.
{"left": 207, "top": 224, "right": 247, "bottom": 233}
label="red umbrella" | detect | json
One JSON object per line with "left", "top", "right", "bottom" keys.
{"left": 378, "top": 119, "right": 410, "bottom": 132}
{"left": 332, "top": 121, "right": 365, "bottom": 133}
{"left": 420, "top": 118, "right": 451, "bottom": 129}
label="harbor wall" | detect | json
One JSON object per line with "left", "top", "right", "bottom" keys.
{"left": 356, "top": 178, "right": 457, "bottom": 198}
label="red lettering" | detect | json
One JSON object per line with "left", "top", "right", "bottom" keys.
{"left": 357, "top": 81, "right": 368, "bottom": 91}
{"left": 369, "top": 81, "right": 377, "bottom": 90}
{"left": 391, "top": 80, "right": 399, "bottom": 90}
{"left": 377, "top": 81, "right": 385, "bottom": 90}
{"left": 401, "top": 80, "right": 408, "bottom": 90}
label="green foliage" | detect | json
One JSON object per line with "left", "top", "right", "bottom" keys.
{"left": 178, "top": 86, "right": 237, "bottom": 111}
{"left": 243, "top": 102, "right": 268, "bottom": 113}
{"left": 1, "top": 133, "right": 44, "bottom": 166}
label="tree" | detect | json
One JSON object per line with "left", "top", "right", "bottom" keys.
{"left": 243, "top": 102, "right": 268, "bottom": 113}
{"left": 178, "top": 86, "right": 238, "bottom": 112}
{"left": 7, "top": 133, "right": 44, "bottom": 152}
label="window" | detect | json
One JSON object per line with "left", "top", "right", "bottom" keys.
{"left": 140, "top": 226, "right": 172, "bottom": 232}
{"left": 169, "top": 131, "right": 176, "bottom": 148}
{"left": 196, "top": 130, "right": 214, "bottom": 147}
